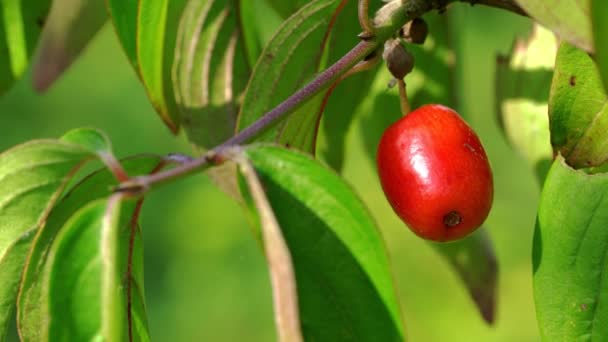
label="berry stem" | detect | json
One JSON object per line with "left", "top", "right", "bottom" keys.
{"left": 397, "top": 79, "right": 411, "bottom": 116}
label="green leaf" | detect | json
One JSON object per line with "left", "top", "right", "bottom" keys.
{"left": 237, "top": 1, "right": 261, "bottom": 68}
{"left": 533, "top": 155, "right": 608, "bottom": 340}
{"left": 320, "top": 0, "right": 379, "bottom": 172}
{"left": 31, "top": 0, "right": 107, "bottom": 92}
{"left": 173, "top": 0, "right": 250, "bottom": 149}
{"left": 430, "top": 230, "right": 498, "bottom": 323}
{"left": 60, "top": 127, "right": 113, "bottom": 154}
{"left": 592, "top": 0, "right": 608, "bottom": 92}
{"left": 266, "top": 0, "right": 309, "bottom": 18}
{"left": 40, "top": 197, "right": 138, "bottom": 340}
{"left": 549, "top": 42, "right": 608, "bottom": 169}
{"left": 513, "top": 0, "right": 593, "bottom": 52}
{"left": 106, "top": 0, "right": 139, "bottom": 69}
{"left": 0, "top": 128, "right": 112, "bottom": 339}
{"left": 137, "top": 0, "right": 189, "bottom": 132}
{"left": 241, "top": 145, "right": 405, "bottom": 341}
{"left": 18, "top": 156, "right": 160, "bottom": 341}
{"left": 243, "top": 0, "right": 282, "bottom": 54}
{"left": 236, "top": 0, "right": 344, "bottom": 153}
{"left": 0, "top": 0, "right": 50, "bottom": 95}
{"left": 496, "top": 24, "right": 555, "bottom": 181}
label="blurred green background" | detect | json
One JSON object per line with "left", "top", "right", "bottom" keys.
{"left": 0, "top": 4, "right": 542, "bottom": 342}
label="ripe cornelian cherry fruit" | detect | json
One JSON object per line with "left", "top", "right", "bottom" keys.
{"left": 376, "top": 104, "right": 494, "bottom": 242}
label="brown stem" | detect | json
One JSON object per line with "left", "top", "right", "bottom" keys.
{"left": 358, "top": 0, "right": 375, "bottom": 37}
{"left": 397, "top": 79, "right": 411, "bottom": 115}
{"left": 115, "top": 0, "right": 529, "bottom": 193}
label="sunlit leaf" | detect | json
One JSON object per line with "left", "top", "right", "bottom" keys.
{"left": 106, "top": 0, "right": 139, "bottom": 68}
{"left": 533, "top": 155, "right": 608, "bottom": 340}
{"left": 496, "top": 24, "right": 555, "bottom": 181}
{"left": 241, "top": 145, "right": 405, "bottom": 341}
{"left": 31, "top": 0, "right": 107, "bottom": 92}
{"left": 173, "top": 0, "right": 250, "bottom": 149}
{"left": 549, "top": 42, "right": 608, "bottom": 169}
{"left": 0, "top": 128, "right": 112, "bottom": 338}
{"left": 513, "top": 0, "right": 593, "bottom": 52}
{"left": 18, "top": 156, "right": 161, "bottom": 341}
{"left": 137, "top": 0, "right": 188, "bottom": 132}
{"left": 40, "top": 196, "right": 137, "bottom": 340}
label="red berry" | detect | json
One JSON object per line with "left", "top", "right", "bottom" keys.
{"left": 376, "top": 104, "right": 494, "bottom": 242}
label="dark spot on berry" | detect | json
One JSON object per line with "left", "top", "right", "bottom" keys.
{"left": 581, "top": 303, "right": 588, "bottom": 311}
{"left": 569, "top": 75, "right": 576, "bottom": 86}
{"left": 443, "top": 211, "right": 462, "bottom": 227}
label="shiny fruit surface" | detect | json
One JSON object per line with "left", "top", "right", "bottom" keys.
{"left": 376, "top": 104, "right": 493, "bottom": 242}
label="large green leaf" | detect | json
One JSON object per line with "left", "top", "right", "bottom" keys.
{"left": 18, "top": 156, "right": 160, "bottom": 341}
{"left": 549, "top": 42, "right": 608, "bottom": 169}
{"left": 40, "top": 197, "right": 142, "bottom": 340}
{"left": 31, "top": 0, "right": 107, "bottom": 92}
{"left": 533, "top": 155, "right": 608, "bottom": 340}
{"left": 108, "top": 0, "right": 251, "bottom": 147}
{"left": 236, "top": 0, "right": 344, "bottom": 153}
{"left": 241, "top": 145, "right": 405, "bottom": 341}
{"left": 106, "top": 0, "right": 139, "bottom": 69}
{"left": 592, "top": 0, "right": 608, "bottom": 92}
{"left": 0, "top": 128, "right": 113, "bottom": 339}
{"left": 173, "top": 0, "right": 250, "bottom": 149}
{"left": 0, "top": 0, "right": 50, "bottom": 95}
{"left": 137, "top": 0, "right": 189, "bottom": 132}
{"left": 513, "top": 0, "right": 593, "bottom": 52}
{"left": 496, "top": 24, "right": 555, "bottom": 181}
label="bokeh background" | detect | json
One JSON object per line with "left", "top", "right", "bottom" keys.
{"left": 1, "top": 4, "right": 542, "bottom": 341}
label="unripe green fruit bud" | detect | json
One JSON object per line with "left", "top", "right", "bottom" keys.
{"left": 382, "top": 39, "right": 414, "bottom": 79}
{"left": 401, "top": 18, "right": 428, "bottom": 45}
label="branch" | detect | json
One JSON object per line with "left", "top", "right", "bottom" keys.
{"left": 116, "top": 0, "right": 530, "bottom": 194}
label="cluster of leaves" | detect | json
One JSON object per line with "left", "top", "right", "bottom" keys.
{"left": 0, "top": 0, "right": 607, "bottom": 341}
{"left": 496, "top": 0, "right": 608, "bottom": 340}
